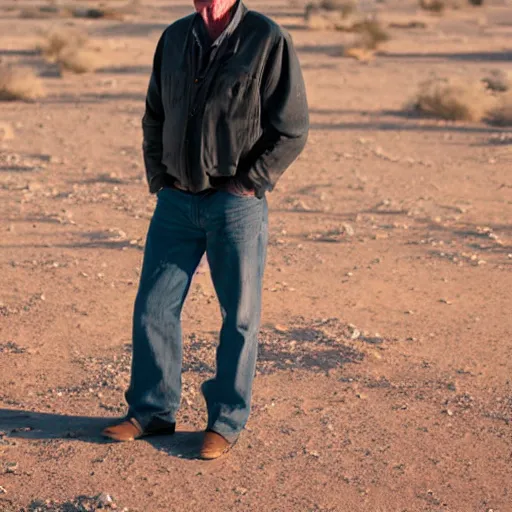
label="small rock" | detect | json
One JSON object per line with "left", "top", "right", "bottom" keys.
{"left": 5, "top": 462, "right": 17, "bottom": 474}
{"left": 342, "top": 223, "right": 355, "bottom": 236}
{"left": 349, "top": 328, "right": 360, "bottom": 340}
{"left": 97, "top": 492, "right": 114, "bottom": 507}
{"left": 0, "top": 485, "right": 6, "bottom": 494}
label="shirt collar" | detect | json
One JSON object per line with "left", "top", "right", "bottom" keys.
{"left": 192, "top": 0, "right": 246, "bottom": 50}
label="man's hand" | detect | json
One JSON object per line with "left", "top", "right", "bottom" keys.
{"left": 224, "top": 178, "right": 255, "bottom": 197}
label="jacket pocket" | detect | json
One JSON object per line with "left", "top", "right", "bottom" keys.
{"left": 203, "top": 67, "right": 260, "bottom": 174}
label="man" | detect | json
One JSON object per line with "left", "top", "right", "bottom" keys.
{"left": 102, "top": 0, "right": 309, "bottom": 459}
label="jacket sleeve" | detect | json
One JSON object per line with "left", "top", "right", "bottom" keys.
{"left": 142, "top": 32, "right": 168, "bottom": 194}
{"left": 238, "top": 31, "right": 309, "bottom": 197}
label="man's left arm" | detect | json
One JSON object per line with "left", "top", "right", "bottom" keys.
{"left": 237, "top": 31, "right": 309, "bottom": 197}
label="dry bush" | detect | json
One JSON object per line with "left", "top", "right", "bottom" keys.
{"left": 0, "top": 66, "right": 45, "bottom": 102}
{"left": 389, "top": 20, "right": 428, "bottom": 29}
{"left": 419, "top": 0, "right": 467, "bottom": 12}
{"left": 411, "top": 78, "right": 494, "bottom": 121}
{"left": 305, "top": 0, "right": 383, "bottom": 33}
{"left": 20, "top": 1, "right": 138, "bottom": 21}
{"left": 482, "top": 70, "right": 511, "bottom": 92}
{"left": 37, "top": 27, "right": 89, "bottom": 61}
{"left": 342, "top": 19, "right": 390, "bottom": 61}
{"left": 488, "top": 91, "right": 512, "bottom": 126}
{"left": 317, "top": 0, "right": 356, "bottom": 15}
{"left": 348, "top": 20, "right": 390, "bottom": 48}
{"left": 58, "top": 47, "right": 105, "bottom": 73}
{"left": 20, "top": 5, "right": 71, "bottom": 19}
{"left": 305, "top": 1, "right": 359, "bottom": 30}
{"left": 36, "top": 27, "right": 105, "bottom": 73}
{"left": 419, "top": 0, "right": 446, "bottom": 12}
{"left": 71, "top": 6, "right": 125, "bottom": 20}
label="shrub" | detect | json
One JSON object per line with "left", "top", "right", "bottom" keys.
{"left": 305, "top": 0, "right": 359, "bottom": 30}
{"left": 57, "top": 48, "right": 105, "bottom": 74}
{"left": 0, "top": 65, "right": 45, "bottom": 102}
{"left": 37, "top": 27, "right": 89, "bottom": 61}
{"left": 318, "top": 0, "right": 356, "bottom": 15}
{"left": 411, "top": 78, "right": 494, "bottom": 122}
{"left": 419, "top": 0, "right": 446, "bottom": 12}
{"left": 482, "top": 70, "right": 510, "bottom": 93}
{"left": 488, "top": 91, "right": 512, "bottom": 126}
{"left": 349, "top": 20, "right": 390, "bottom": 49}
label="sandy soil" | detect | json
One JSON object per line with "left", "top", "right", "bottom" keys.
{"left": 0, "top": 0, "right": 511, "bottom": 510}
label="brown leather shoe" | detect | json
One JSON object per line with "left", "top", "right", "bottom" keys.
{"left": 102, "top": 417, "right": 176, "bottom": 442}
{"left": 199, "top": 430, "right": 236, "bottom": 460}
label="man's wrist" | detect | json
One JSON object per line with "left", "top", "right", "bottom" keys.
{"left": 236, "top": 174, "right": 254, "bottom": 192}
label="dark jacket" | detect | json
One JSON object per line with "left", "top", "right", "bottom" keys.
{"left": 142, "top": 1, "right": 309, "bottom": 198}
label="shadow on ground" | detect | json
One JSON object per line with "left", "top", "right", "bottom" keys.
{"left": 0, "top": 409, "right": 203, "bottom": 458}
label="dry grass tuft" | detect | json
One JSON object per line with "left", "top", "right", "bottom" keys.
{"left": 488, "top": 91, "right": 512, "bottom": 126}
{"left": 419, "top": 0, "right": 467, "bottom": 12}
{"left": 317, "top": 0, "right": 356, "bottom": 14}
{"left": 388, "top": 20, "right": 428, "bottom": 29}
{"left": 305, "top": 1, "right": 359, "bottom": 30}
{"left": 58, "top": 48, "right": 106, "bottom": 74}
{"left": 20, "top": 1, "right": 138, "bottom": 21}
{"left": 36, "top": 27, "right": 106, "bottom": 73}
{"left": 411, "top": 78, "right": 494, "bottom": 121}
{"left": 37, "top": 27, "right": 89, "bottom": 61}
{"left": 482, "top": 70, "right": 511, "bottom": 93}
{"left": 20, "top": 5, "right": 71, "bottom": 19}
{"left": 342, "top": 19, "right": 390, "bottom": 60}
{"left": 71, "top": 6, "right": 126, "bottom": 21}
{"left": 349, "top": 20, "right": 390, "bottom": 49}
{"left": 0, "top": 66, "right": 45, "bottom": 102}
{"left": 419, "top": 0, "right": 446, "bottom": 12}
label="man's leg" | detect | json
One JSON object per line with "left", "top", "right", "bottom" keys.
{"left": 202, "top": 191, "right": 268, "bottom": 442}
{"left": 125, "top": 188, "right": 205, "bottom": 430}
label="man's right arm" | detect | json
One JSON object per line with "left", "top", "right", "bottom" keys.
{"left": 142, "top": 32, "right": 167, "bottom": 194}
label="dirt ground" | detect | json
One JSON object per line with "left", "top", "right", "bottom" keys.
{"left": 0, "top": 0, "right": 511, "bottom": 510}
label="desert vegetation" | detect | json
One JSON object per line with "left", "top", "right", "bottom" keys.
{"left": 305, "top": 0, "right": 369, "bottom": 30}
{"left": 411, "top": 78, "right": 493, "bottom": 121}
{"left": 488, "top": 91, "right": 512, "bottom": 126}
{"left": 20, "top": 1, "right": 138, "bottom": 21}
{"left": 0, "top": 65, "right": 45, "bottom": 101}
{"left": 37, "top": 27, "right": 106, "bottom": 74}
{"left": 304, "top": 0, "right": 390, "bottom": 58}
{"left": 419, "top": 0, "right": 486, "bottom": 12}
{"left": 410, "top": 73, "right": 512, "bottom": 123}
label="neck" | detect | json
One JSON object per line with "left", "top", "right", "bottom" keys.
{"left": 195, "top": 0, "right": 237, "bottom": 41}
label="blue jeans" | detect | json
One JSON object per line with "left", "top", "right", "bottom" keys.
{"left": 125, "top": 187, "right": 268, "bottom": 442}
